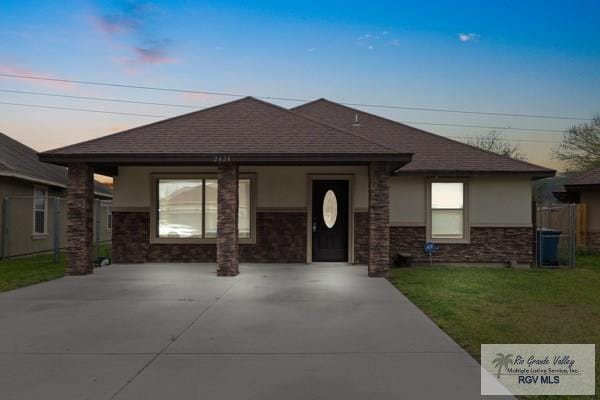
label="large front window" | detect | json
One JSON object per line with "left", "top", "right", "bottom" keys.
{"left": 430, "top": 182, "right": 466, "bottom": 240}
{"left": 156, "top": 177, "right": 252, "bottom": 240}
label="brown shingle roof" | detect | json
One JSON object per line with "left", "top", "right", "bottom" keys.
{"left": 40, "top": 97, "right": 404, "bottom": 161}
{"left": 565, "top": 167, "right": 600, "bottom": 187}
{"left": 0, "top": 132, "right": 112, "bottom": 197}
{"left": 293, "top": 99, "right": 555, "bottom": 176}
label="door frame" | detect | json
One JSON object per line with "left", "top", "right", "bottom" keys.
{"left": 306, "top": 174, "right": 354, "bottom": 264}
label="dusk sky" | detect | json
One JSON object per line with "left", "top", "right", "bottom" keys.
{"left": 1, "top": 0, "right": 599, "bottom": 172}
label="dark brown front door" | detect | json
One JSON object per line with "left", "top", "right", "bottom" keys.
{"left": 312, "top": 180, "right": 349, "bottom": 262}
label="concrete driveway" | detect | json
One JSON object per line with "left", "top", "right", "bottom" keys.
{"left": 0, "top": 263, "right": 511, "bottom": 399}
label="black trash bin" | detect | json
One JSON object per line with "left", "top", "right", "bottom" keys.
{"left": 536, "top": 229, "right": 561, "bottom": 266}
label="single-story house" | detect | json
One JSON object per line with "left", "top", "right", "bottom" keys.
{"left": 39, "top": 97, "right": 554, "bottom": 276}
{"left": 0, "top": 132, "right": 112, "bottom": 258}
{"left": 554, "top": 166, "right": 600, "bottom": 252}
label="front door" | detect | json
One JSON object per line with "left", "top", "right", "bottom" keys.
{"left": 312, "top": 180, "right": 349, "bottom": 262}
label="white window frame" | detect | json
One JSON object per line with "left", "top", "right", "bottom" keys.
{"left": 426, "top": 178, "right": 470, "bottom": 244}
{"left": 32, "top": 185, "right": 48, "bottom": 236}
{"left": 149, "top": 173, "right": 256, "bottom": 244}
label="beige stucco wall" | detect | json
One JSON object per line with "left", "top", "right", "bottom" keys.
{"left": 113, "top": 165, "right": 369, "bottom": 210}
{"left": 389, "top": 175, "right": 532, "bottom": 227}
{"left": 580, "top": 188, "right": 600, "bottom": 231}
{"left": 114, "top": 166, "right": 532, "bottom": 228}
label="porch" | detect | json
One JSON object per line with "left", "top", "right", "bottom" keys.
{"left": 63, "top": 161, "right": 402, "bottom": 277}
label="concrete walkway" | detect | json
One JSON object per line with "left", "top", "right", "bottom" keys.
{"left": 0, "top": 263, "right": 512, "bottom": 399}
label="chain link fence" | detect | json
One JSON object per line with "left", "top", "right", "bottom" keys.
{"left": 0, "top": 196, "right": 111, "bottom": 262}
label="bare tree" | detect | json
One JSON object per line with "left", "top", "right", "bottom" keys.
{"left": 555, "top": 115, "right": 600, "bottom": 171}
{"left": 467, "top": 131, "right": 525, "bottom": 160}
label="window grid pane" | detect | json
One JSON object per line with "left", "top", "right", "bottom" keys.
{"left": 156, "top": 178, "right": 252, "bottom": 240}
{"left": 158, "top": 179, "right": 203, "bottom": 238}
{"left": 431, "top": 182, "right": 463, "bottom": 209}
{"left": 34, "top": 210, "right": 45, "bottom": 234}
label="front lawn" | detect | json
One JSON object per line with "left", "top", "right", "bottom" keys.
{"left": 389, "top": 256, "right": 600, "bottom": 400}
{"left": 0, "top": 253, "right": 65, "bottom": 292}
{"left": 0, "top": 243, "right": 111, "bottom": 293}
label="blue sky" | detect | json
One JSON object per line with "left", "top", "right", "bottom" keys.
{"left": 1, "top": 0, "right": 599, "bottom": 170}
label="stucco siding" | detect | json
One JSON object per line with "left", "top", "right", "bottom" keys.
{"left": 113, "top": 165, "right": 369, "bottom": 210}
{"left": 388, "top": 175, "right": 532, "bottom": 227}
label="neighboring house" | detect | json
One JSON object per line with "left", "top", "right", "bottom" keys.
{"left": 0, "top": 132, "right": 112, "bottom": 258}
{"left": 39, "top": 97, "right": 554, "bottom": 276}
{"left": 554, "top": 167, "right": 600, "bottom": 252}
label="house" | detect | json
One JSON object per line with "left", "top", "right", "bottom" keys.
{"left": 0, "top": 132, "right": 112, "bottom": 258}
{"left": 38, "top": 97, "right": 554, "bottom": 276}
{"left": 554, "top": 166, "right": 600, "bottom": 252}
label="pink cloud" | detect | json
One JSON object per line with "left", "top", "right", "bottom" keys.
{"left": 133, "top": 46, "right": 176, "bottom": 64}
{"left": 0, "top": 64, "right": 76, "bottom": 91}
{"left": 89, "top": 14, "right": 137, "bottom": 35}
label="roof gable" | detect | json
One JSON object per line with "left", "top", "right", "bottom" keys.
{"left": 42, "top": 97, "right": 401, "bottom": 157}
{"left": 293, "top": 99, "right": 555, "bottom": 176}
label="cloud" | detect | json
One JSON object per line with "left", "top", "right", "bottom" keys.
{"left": 390, "top": 39, "right": 400, "bottom": 46}
{"left": 89, "top": 1, "right": 176, "bottom": 70}
{"left": 0, "top": 64, "right": 76, "bottom": 91}
{"left": 458, "top": 33, "right": 480, "bottom": 42}
{"left": 307, "top": 47, "right": 316, "bottom": 52}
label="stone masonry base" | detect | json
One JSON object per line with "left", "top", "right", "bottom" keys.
{"left": 113, "top": 211, "right": 306, "bottom": 264}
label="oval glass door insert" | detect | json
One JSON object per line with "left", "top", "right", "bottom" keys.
{"left": 322, "top": 190, "right": 338, "bottom": 228}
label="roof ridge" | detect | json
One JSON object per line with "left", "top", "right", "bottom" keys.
{"left": 248, "top": 97, "right": 403, "bottom": 154}
{"left": 296, "top": 99, "right": 554, "bottom": 172}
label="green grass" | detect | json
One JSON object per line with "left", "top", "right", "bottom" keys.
{"left": 0, "top": 253, "right": 66, "bottom": 293}
{"left": 0, "top": 243, "right": 111, "bottom": 293}
{"left": 389, "top": 255, "right": 600, "bottom": 400}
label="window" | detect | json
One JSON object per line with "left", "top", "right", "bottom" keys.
{"left": 107, "top": 206, "right": 113, "bottom": 231}
{"left": 33, "top": 186, "right": 47, "bottom": 235}
{"left": 154, "top": 175, "right": 254, "bottom": 241}
{"left": 429, "top": 182, "right": 466, "bottom": 240}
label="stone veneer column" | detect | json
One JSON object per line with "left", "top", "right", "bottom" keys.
{"left": 368, "top": 162, "right": 390, "bottom": 277}
{"left": 66, "top": 163, "right": 94, "bottom": 275}
{"left": 217, "top": 162, "right": 239, "bottom": 276}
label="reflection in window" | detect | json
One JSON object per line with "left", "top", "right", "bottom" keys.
{"left": 158, "top": 180, "right": 203, "bottom": 238}
{"left": 431, "top": 182, "right": 464, "bottom": 239}
{"left": 157, "top": 178, "right": 252, "bottom": 239}
{"left": 322, "top": 190, "right": 338, "bottom": 229}
{"left": 204, "top": 179, "right": 218, "bottom": 238}
{"left": 239, "top": 179, "right": 251, "bottom": 238}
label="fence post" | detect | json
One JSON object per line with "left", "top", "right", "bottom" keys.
{"left": 95, "top": 199, "right": 100, "bottom": 262}
{"left": 1, "top": 197, "right": 10, "bottom": 260}
{"left": 53, "top": 197, "right": 60, "bottom": 263}
{"left": 576, "top": 204, "right": 588, "bottom": 251}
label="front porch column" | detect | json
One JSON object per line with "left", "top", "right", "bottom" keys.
{"left": 368, "top": 162, "right": 390, "bottom": 277}
{"left": 66, "top": 163, "right": 94, "bottom": 275}
{"left": 217, "top": 162, "right": 239, "bottom": 276}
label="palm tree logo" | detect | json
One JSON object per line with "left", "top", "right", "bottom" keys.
{"left": 492, "top": 353, "right": 514, "bottom": 378}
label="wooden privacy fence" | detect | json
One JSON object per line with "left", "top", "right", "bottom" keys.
{"left": 537, "top": 203, "right": 587, "bottom": 250}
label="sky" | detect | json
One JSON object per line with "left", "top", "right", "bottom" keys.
{"left": 1, "top": 0, "right": 599, "bottom": 172}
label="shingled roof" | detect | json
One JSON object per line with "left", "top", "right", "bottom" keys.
{"left": 0, "top": 132, "right": 112, "bottom": 197}
{"left": 40, "top": 97, "right": 410, "bottom": 167}
{"left": 293, "top": 99, "right": 555, "bottom": 176}
{"left": 39, "top": 96, "right": 554, "bottom": 178}
{"left": 565, "top": 167, "right": 600, "bottom": 188}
